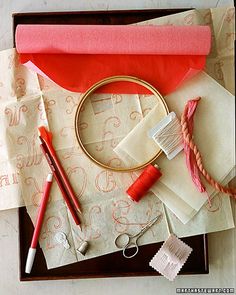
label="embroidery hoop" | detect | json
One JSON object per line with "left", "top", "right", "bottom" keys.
{"left": 74, "top": 75, "right": 169, "bottom": 172}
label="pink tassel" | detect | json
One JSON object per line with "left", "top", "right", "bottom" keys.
{"left": 181, "top": 97, "right": 236, "bottom": 202}
{"left": 183, "top": 98, "right": 205, "bottom": 191}
{"left": 181, "top": 97, "right": 211, "bottom": 206}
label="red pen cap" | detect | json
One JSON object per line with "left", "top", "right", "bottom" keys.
{"left": 38, "top": 126, "right": 55, "bottom": 156}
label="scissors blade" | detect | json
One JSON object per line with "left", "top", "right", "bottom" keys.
{"left": 139, "top": 215, "right": 161, "bottom": 236}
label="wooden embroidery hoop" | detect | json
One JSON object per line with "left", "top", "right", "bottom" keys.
{"left": 74, "top": 75, "right": 169, "bottom": 172}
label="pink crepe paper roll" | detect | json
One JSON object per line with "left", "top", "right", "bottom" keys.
{"left": 16, "top": 25, "right": 211, "bottom": 55}
{"left": 15, "top": 24, "right": 211, "bottom": 95}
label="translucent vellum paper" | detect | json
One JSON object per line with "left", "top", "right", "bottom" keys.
{"left": 114, "top": 103, "right": 166, "bottom": 166}
{"left": 76, "top": 91, "right": 159, "bottom": 169}
{"left": 115, "top": 71, "right": 235, "bottom": 223}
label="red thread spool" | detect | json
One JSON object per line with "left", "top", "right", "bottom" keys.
{"left": 126, "top": 164, "right": 162, "bottom": 202}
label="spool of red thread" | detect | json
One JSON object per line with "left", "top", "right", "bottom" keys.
{"left": 126, "top": 164, "right": 162, "bottom": 202}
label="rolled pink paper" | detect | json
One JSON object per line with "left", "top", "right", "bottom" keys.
{"left": 15, "top": 24, "right": 211, "bottom": 95}
{"left": 16, "top": 24, "right": 211, "bottom": 55}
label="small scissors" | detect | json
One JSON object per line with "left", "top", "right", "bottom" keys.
{"left": 114, "top": 215, "right": 161, "bottom": 258}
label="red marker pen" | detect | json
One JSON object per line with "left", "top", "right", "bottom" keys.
{"left": 38, "top": 126, "right": 82, "bottom": 213}
{"left": 25, "top": 173, "right": 53, "bottom": 274}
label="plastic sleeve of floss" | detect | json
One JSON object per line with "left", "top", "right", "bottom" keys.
{"left": 126, "top": 164, "right": 162, "bottom": 202}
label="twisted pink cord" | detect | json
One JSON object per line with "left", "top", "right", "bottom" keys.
{"left": 181, "top": 97, "right": 236, "bottom": 202}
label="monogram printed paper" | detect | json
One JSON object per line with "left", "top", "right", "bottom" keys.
{"left": 0, "top": 49, "right": 234, "bottom": 269}
{"left": 0, "top": 7, "right": 234, "bottom": 269}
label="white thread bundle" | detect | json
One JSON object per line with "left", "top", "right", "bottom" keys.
{"left": 148, "top": 112, "right": 183, "bottom": 160}
{"left": 153, "top": 116, "right": 182, "bottom": 157}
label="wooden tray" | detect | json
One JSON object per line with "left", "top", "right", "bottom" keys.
{"left": 14, "top": 9, "right": 209, "bottom": 281}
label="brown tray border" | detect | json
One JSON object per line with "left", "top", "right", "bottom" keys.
{"left": 14, "top": 9, "right": 209, "bottom": 281}
{"left": 19, "top": 206, "right": 208, "bottom": 281}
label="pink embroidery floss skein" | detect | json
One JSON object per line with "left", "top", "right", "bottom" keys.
{"left": 181, "top": 97, "right": 236, "bottom": 202}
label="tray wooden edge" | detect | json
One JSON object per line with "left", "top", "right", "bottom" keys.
{"left": 19, "top": 206, "right": 209, "bottom": 281}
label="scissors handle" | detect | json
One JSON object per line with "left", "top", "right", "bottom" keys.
{"left": 114, "top": 215, "right": 161, "bottom": 259}
{"left": 123, "top": 241, "right": 139, "bottom": 259}
{"left": 114, "top": 233, "right": 139, "bottom": 258}
{"left": 114, "top": 233, "right": 131, "bottom": 249}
